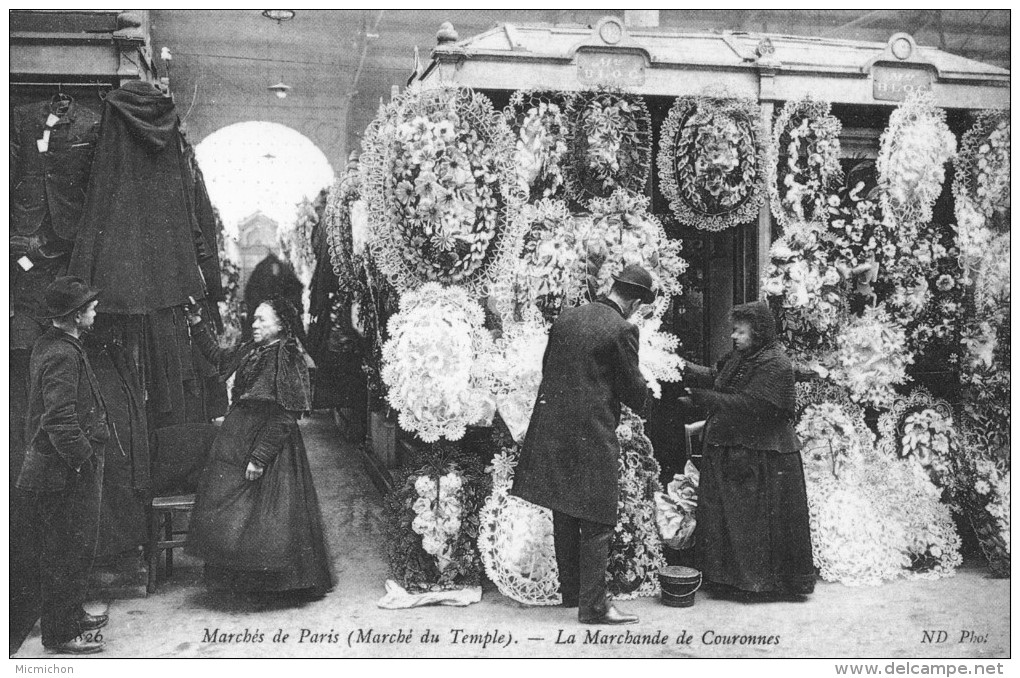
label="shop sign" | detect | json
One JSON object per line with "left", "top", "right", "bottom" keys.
{"left": 577, "top": 51, "right": 645, "bottom": 87}
{"left": 873, "top": 64, "right": 934, "bottom": 102}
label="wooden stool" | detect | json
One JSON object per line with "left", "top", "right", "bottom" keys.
{"left": 146, "top": 494, "right": 196, "bottom": 594}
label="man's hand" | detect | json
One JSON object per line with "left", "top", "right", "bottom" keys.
{"left": 245, "top": 461, "right": 265, "bottom": 481}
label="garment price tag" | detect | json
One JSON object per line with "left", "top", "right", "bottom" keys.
{"left": 17, "top": 256, "right": 34, "bottom": 271}
{"left": 45, "top": 113, "right": 60, "bottom": 127}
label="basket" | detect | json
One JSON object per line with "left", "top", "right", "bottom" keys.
{"left": 658, "top": 565, "right": 701, "bottom": 607}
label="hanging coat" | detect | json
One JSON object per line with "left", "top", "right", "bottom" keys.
{"left": 68, "top": 80, "right": 211, "bottom": 315}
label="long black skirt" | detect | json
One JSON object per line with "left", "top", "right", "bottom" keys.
{"left": 695, "top": 445, "right": 815, "bottom": 594}
{"left": 187, "top": 404, "right": 334, "bottom": 597}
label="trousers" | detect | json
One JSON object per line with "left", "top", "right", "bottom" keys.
{"left": 23, "top": 464, "right": 103, "bottom": 647}
{"left": 552, "top": 511, "right": 613, "bottom": 618}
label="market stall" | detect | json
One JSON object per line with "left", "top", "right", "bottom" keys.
{"left": 321, "top": 16, "right": 1009, "bottom": 602}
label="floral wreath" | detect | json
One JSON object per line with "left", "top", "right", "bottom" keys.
{"left": 795, "top": 381, "right": 875, "bottom": 481}
{"left": 506, "top": 90, "right": 570, "bottom": 202}
{"left": 609, "top": 408, "right": 666, "bottom": 599}
{"left": 360, "top": 82, "right": 526, "bottom": 296}
{"left": 766, "top": 98, "right": 843, "bottom": 229}
{"left": 325, "top": 165, "right": 364, "bottom": 303}
{"left": 635, "top": 316, "right": 684, "bottom": 400}
{"left": 491, "top": 198, "right": 590, "bottom": 324}
{"left": 381, "top": 283, "right": 495, "bottom": 442}
{"left": 477, "top": 447, "right": 561, "bottom": 605}
{"left": 476, "top": 315, "right": 549, "bottom": 443}
{"left": 384, "top": 444, "right": 489, "bottom": 592}
{"left": 576, "top": 190, "right": 687, "bottom": 317}
{"left": 876, "top": 388, "right": 959, "bottom": 491}
{"left": 951, "top": 422, "right": 1010, "bottom": 576}
{"left": 761, "top": 221, "right": 848, "bottom": 361}
{"left": 952, "top": 109, "right": 1009, "bottom": 224}
{"left": 830, "top": 304, "right": 913, "bottom": 409}
{"left": 562, "top": 88, "right": 651, "bottom": 206}
{"left": 658, "top": 94, "right": 766, "bottom": 231}
{"left": 877, "top": 91, "right": 957, "bottom": 231}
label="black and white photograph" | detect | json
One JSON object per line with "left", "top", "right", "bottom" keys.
{"left": 8, "top": 8, "right": 1011, "bottom": 671}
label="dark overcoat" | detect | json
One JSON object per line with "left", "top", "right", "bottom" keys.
{"left": 17, "top": 326, "right": 109, "bottom": 492}
{"left": 512, "top": 298, "right": 648, "bottom": 526}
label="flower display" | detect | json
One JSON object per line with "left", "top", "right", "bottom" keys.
{"left": 494, "top": 198, "right": 590, "bottom": 323}
{"left": 953, "top": 110, "right": 1010, "bottom": 223}
{"left": 608, "top": 408, "right": 667, "bottom": 599}
{"left": 767, "top": 98, "right": 843, "bottom": 228}
{"left": 658, "top": 95, "right": 766, "bottom": 231}
{"left": 381, "top": 284, "right": 494, "bottom": 442}
{"left": 325, "top": 164, "right": 365, "bottom": 303}
{"left": 477, "top": 446, "right": 561, "bottom": 605}
{"left": 360, "top": 83, "right": 526, "bottom": 295}
{"left": 563, "top": 89, "right": 651, "bottom": 205}
{"left": 384, "top": 444, "right": 490, "bottom": 592}
{"left": 507, "top": 91, "right": 569, "bottom": 202}
{"left": 411, "top": 472, "right": 465, "bottom": 571}
{"left": 877, "top": 389, "right": 959, "bottom": 491}
{"left": 831, "top": 305, "right": 913, "bottom": 409}
{"left": 578, "top": 190, "right": 687, "bottom": 316}
{"left": 877, "top": 91, "right": 957, "bottom": 230}
{"left": 796, "top": 383, "right": 961, "bottom": 586}
{"left": 761, "top": 221, "right": 846, "bottom": 359}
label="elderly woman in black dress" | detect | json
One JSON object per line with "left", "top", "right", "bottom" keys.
{"left": 186, "top": 297, "right": 333, "bottom": 599}
{"left": 682, "top": 301, "right": 815, "bottom": 597}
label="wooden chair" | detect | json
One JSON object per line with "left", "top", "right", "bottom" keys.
{"left": 146, "top": 494, "right": 196, "bottom": 594}
{"left": 684, "top": 420, "right": 706, "bottom": 466}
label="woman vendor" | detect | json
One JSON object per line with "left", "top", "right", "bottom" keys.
{"left": 681, "top": 301, "right": 815, "bottom": 598}
{"left": 185, "top": 297, "right": 334, "bottom": 599}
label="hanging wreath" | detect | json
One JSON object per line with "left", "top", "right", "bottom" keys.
{"left": 360, "top": 83, "right": 526, "bottom": 295}
{"left": 767, "top": 98, "right": 843, "bottom": 229}
{"left": 477, "top": 446, "right": 561, "bottom": 606}
{"left": 381, "top": 283, "right": 494, "bottom": 443}
{"left": 506, "top": 90, "right": 570, "bottom": 202}
{"left": 877, "top": 388, "right": 960, "bottom": 492}
{"left": 877, "top": 91, "right": 957, "bottom": 230}
{"left": 563, "top": 88, "right": 651, "bottom": 206}
{"left": 658, "top": 94, "right": 766, "bottom": 231}
{"left": 953, "top": 109, "right": 1010, "bottom": 225}
{"left": 325, "top": 166, "right": 364, "bottom": 302}
{"left": 577, "top": 190, "right": 687, "bottom": 316}
{"left": 951, "top": 425, "right": 1010, "bottom": 577}
{"left": 795, "top": 382, "right": 875, "bottom": 483}
{"left": 384, "top": 443, "right": 490, "bottom": 592}
{"left": 492, "top": 198, "right": 590, "bottom": 324}
{"left": 761, "top": 221, "right": 847, "bottom": 361}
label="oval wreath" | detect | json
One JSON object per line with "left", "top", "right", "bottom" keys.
{"left": 324, "top": 163, "right": 363, "bottom": 304}
{"left": 506, "top": 90, "right": 570, "bottom": 203}
{"left": 952, "top": 109, "right": 1009, "bottom": 225}
{"left": 360, "top": 83, "right": 526, "bottom": 296}
{"left": 562, "top": 88, "right": 651, "bottom": 207}
{"left": 766, "top": 98, "right": 843, "bottom": 229}
{"left": 877, "top": 91, "right": 957, "bottom": 231}
{"left": 658, "top": 95, "right": 766, "bottom": 231}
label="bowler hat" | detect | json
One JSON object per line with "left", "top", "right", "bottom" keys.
{"left": 611, "top": 264, "right": 657, "bottom": 304}
{"left": 39, "top": 276, "right": 100, "bottom": 319}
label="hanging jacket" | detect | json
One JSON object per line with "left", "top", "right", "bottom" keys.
{"left": 68, "top": 80, "right": 211, "bottom": 315}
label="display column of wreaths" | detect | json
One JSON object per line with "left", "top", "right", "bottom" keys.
{"left": 476, "top": 87, "right": 688, "bottom": 606}
{"left": 356, "top": 83, "right": 529, "bottom": 593}
{"left": 753, "top": 90, "right": 1009, "bottom": 582}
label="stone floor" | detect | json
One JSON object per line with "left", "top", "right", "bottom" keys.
{"left": 12, "top": 412, "right": 1010, "bottom": 660}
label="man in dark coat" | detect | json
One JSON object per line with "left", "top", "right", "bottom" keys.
{"left": 16, "top": 277, "right": 113, "bottom": 654}
{"left": 513, "top": 265, "right": 652, "bottom": 625}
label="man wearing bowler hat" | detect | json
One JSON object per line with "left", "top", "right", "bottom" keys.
{"left": 16, "top": 276, "right": 112, "bottom": 654}
{"left": 513, "top": 264, "right": 654, "bottom": 625}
